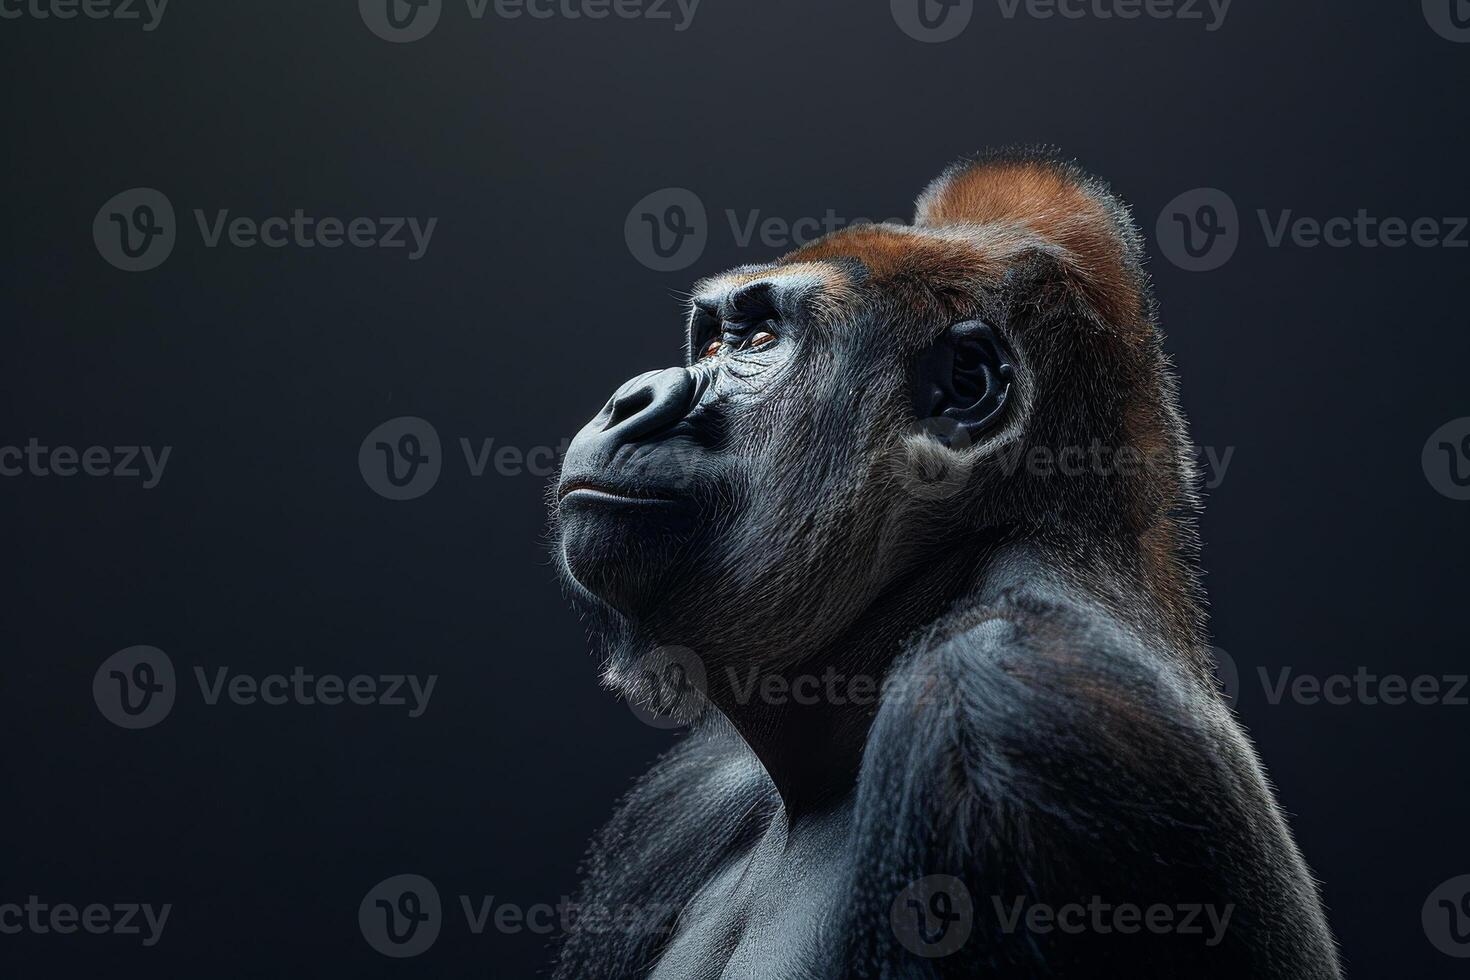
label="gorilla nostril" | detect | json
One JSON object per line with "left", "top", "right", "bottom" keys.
{"left": 606, "top": 386, "right": 656, "bottom": 430}
{"left": 596, "top": 367, "right": 697, "bottom": 446}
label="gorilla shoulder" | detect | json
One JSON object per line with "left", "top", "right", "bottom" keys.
{"left": 851, "top": 578, "right": 1338, "bottom": 978}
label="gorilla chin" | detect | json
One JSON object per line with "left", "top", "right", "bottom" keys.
{"left": 554, "top": 362, "right": 732, "bottom": 619}
{"left": 556, "top": 479, "right": 699, "bottom": 617}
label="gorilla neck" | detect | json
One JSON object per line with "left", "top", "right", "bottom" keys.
{"left": 603, "top": 535, "right": 1186, "bottom": 821}
{"left": 692, "top": 537, "right": 1020, "bottom": 819}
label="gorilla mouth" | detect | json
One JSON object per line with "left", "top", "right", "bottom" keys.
{"left": 556, "top": 480, "right": 683, "bottom": 505}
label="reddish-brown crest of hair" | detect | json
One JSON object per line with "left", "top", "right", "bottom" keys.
{"left": 914, "top": 153, "right": 1149, "bottom": 332}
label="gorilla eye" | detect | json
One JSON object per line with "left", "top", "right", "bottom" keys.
{"left": 747, "top": 329, "right": 777, "bottom": 349}
{"left": 699, "top": 338, "right": 725, "bottom": 360}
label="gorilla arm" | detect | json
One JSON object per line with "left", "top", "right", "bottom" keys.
{"left": 843, "top": 586, "right": 1340, "bottom": 979}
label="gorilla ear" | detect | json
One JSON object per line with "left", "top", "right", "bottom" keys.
{"left": 913, "top": 320, "right": 1015, "bottom": 447}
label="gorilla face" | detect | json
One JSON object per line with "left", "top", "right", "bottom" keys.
{"left": 556, "top": 272, "right": 857, "bottom": 624}
{"left": 554, "top": 256, "right": 1015, "bottom": 666}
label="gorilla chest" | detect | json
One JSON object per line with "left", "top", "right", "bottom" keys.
{"left": 647, "top": 806, "right": 852, "bottom": 980}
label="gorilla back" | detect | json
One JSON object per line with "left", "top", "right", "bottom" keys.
{"left": 550, "top": 149, "right": 1340, "bottom": 979}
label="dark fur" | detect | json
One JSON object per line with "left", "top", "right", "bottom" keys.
{"left": 550, "top": 148, "right": 1339, "bottom": 978}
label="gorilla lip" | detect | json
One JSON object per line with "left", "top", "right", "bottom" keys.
{"left": 557, "top": 480, "right": 681, "bottom": 505}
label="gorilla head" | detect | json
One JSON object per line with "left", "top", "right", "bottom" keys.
{"left": 554, "top": 149, "right": 1203, "bottom": 707}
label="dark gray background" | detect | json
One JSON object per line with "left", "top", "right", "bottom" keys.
{"left": 2, "top": 0, "right": 1467, "bottom": 975}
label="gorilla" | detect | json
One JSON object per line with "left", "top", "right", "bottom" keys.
{"left": 549, "top": 149, "right": 1339, "bottom": 979}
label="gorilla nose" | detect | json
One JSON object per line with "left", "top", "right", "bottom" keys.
{"left": 598, "top": 367, "right": 697, "bottom": 445}
{"left": 560, "top": 367, "right": 700, "bottom": 497}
